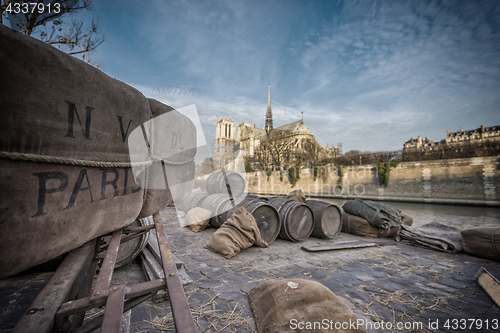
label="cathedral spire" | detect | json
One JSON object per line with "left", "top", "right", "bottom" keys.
{"left": 265, "top": 78, "right": 273, "bottom": 135}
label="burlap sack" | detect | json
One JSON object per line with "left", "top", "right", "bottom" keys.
{"left": 287, "top": 189, "right": 306, "bottom": 203}
{"left": 136, "top": 99, "right": 196, "bottom": 218}
{"left": 186, "top": 207, "right": 211, "bottom": 232}
{"left": 205, "top": 207, "right": 268, "bottom": 258}
{"left": 342, "top": 212, "right": 413, "bottom": 238}
{"left": 249, "top": 279, "right": 367, "bottom": 333}
{"left": 0, "top": 25, "right": 149, "bottom": 278}
{"left": 461, "top": 225, "right": 500, "bottom": 261}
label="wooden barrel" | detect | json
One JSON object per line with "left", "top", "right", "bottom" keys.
{"left": 220, "top": 195, "right": 257, "bottom": 223}
{"left": 114, "top": 216, "right": 152, "bottom": 267}
{"left": 245, "top": 193, "right": 268, "bottom": 201}
{"left": 210, "top": 195, "right": 280, "bottom": 244}
{"left": 269, "top": 198, "right": 314, "bottom": 242}
{"left": 267, "top": 197, "right": 289, "bottom": 211}
{"left": 244, "top": 200, "right": 281, "bottom": 244}
{"left": 199, "top": 193, "right": 225, "bottom": 226}
{"left": 306, "top": 200, "right": 343, "bottom": 239}
{"left": 200, "top": 193, "right": 226, "bottom": 211}
{"left": 181, "top": 192, "right": 209, "bottom": 212}
{"left": 206, "top": 170, "right": 246, "bottom": 197}
{"left": 210, "top": 195, "right": 236, "bottom": 228}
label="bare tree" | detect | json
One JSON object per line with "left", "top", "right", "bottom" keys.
{"left": 294, "top": 137, "right": 325, "bottom": 167}
{"left": 247, "top": 139, "right": 293, "bottom": 171}
{"left": 1, "top": 0, "right": 105, "bottom": 67}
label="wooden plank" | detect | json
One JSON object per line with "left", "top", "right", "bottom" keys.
{"left": 101, "top": 284, "right": 125, "bottom": 333}
{"left": 74, "top": 293, "right": 153, "bottom": 333}
{"left": 121, "top": 310, "right": 131, "bottom": 333}
{"left": 142, "top": 247, "right": 165, "bottom": 279}
{"left": 301, "top": 240, "right": 396, "bottom": 252}
{"left": 57, "top": 279, "right": 166, "bottom": 317}
{"left": 123, "top": 224, "right": 155, "bottom": 233}
{"left": 140, "top": 253, "right": 169, "bottom": 303}
{"left": 142, "top": 247, "right": 191, "bottom": 283}
{"left": 178, "top": 269, "right": 193, "bottom": 286}
{"left": 12, "top": 239, "right": 96, "bottom": 333}
{"left": 55, "top": 258, "right": 99, "bottom": 332}
{"left": 147, "top": 231, "right": 183, "bottom": 268}
{"left": 154, "top": 214, "right": 197, "bottom": 333}
{"left": 140, "top": 252, "right": 158, "bottom": 281}
{"left": 475, "top": 267, "right": 500, "bottom": 308}
{"left": 91, "top": 230, "right": 122, "bottom": 300}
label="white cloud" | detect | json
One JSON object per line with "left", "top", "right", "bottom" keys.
{"left": 98, "top": 0, "right": 500, "bottom": 153}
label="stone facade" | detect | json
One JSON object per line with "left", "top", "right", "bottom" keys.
{"left": 246, "top": 156, "right": 500, "bottom": 206}
{"left": 213, "top": 118, "right": 236, "bottom": 169}
{"left": 404, "top": 125, "right": 500, "bottom": 151}
{"left": 215, "top": 83, "right": 339, "bottom": 168}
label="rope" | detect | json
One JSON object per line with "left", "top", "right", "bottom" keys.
{"left": 0, "top": 151, "right": 194, "bottom": 167}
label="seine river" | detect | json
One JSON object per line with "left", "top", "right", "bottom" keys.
{"left": 312, "top": 197, "right": 500, "bottom": 230}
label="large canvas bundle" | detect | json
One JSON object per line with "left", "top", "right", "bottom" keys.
{"left": 461, "top": 226, "right": 500, "bottom": 261}
{"left": 0, "top": 25, "right": 151, "bottom": 278}
{"left": 342, "top": 212, "right": 413, "bottom": 238}
{"left": 135, "top": 99, "right": 196, "bottom": 218}
{"left": 249, "top": 279, "right": 367, "bottom": 333}
{"left": 343, "top": 199, "right": 403, "bottom": 229}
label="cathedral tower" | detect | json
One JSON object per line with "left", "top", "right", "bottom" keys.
{"left": 213, "top": 118, "right": 236, "bottom": 169}
{"left": 265, "top": 80, "right": 273, "bottom": 135}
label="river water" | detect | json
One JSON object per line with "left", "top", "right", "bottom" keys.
{"left": 311, "top": 197, "right": 500, "bottom": 230}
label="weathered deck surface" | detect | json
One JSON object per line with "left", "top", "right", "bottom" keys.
{"left": 2, "top": 206, "right": 499, "bottom": 333}
{"left": 122, "top": 207, "right": 500, "bottom": 333}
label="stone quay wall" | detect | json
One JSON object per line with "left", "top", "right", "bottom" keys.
{"left": 245, "top": 156, "right": 500, "bottom": 206}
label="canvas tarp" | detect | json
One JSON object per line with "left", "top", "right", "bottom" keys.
{"left": 248, "top": 278, "right": 367, "bottom": 333}
{"left": 342, "top": 199, "right": 403, "bottom": 230}
{"left": 205, "top": 207, "right": 268, "bottom": 258}
{"left": 397, "top": 222, "right": 463, "bottom": 253}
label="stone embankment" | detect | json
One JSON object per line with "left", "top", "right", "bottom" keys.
{"left": 246, "top": 156, "right": 500, "bottom": 206}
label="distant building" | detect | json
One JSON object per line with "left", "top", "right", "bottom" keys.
{"left": 403, "top": 125, "right": 500, "bottom": 151}
{"left": 212, "top": 118, "right": 236, "bottom": 169}
{"left": 213, "top": 83, "right": 340, "bottom": 169}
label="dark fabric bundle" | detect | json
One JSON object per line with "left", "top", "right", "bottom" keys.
{"left": 343, "top": 212, "right": 413, "bottom": 238}
{"left": 287, "top": 189, "right": 307, "bottom": 203}
{"left": 249, "top": 278, "right": 367, "bottom": 333}
{"left": 461, "top": 226, "right": 500, "bottom": 261}
{"left": 342, "top": 199, "right": 403, "bottom": 229}
{"left": 398, "top": 222, "right": 463, "bottom": 253}
{"left": 205, "top": 207, "right": 268, "bottom": 258}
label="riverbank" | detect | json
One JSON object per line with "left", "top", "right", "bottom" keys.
{"left": 246, "top": 156, "right": 500, "bottom": 207}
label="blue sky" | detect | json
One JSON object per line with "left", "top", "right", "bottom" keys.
{"left": 17, "top": 0, "right": 500, "bottom": 154}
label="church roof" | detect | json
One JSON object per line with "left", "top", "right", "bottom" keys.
{"left": 254, "top": 127, "right": 267, "bottom": 137}
{"left": 270, "top": 120, "right": 313, "bottom": 138}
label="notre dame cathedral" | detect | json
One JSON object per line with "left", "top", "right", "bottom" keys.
{"left": 213, "top": 83, "right": 340, "bottom": 170}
